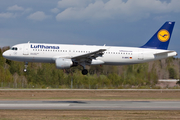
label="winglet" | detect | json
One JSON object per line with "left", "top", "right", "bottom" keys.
{"left": 141, "top": 21, "right": 175, "bottom": 50}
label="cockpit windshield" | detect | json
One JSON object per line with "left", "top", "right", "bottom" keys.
{"left": 11, "top": 47, "right": 18, "bottom": 50}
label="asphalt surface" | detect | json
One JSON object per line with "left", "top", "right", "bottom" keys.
{"left": 0, "top": 100, "right": 180, "bottom": 110}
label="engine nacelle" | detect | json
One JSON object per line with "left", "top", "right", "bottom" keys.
{"left": 55, "top": 58, "right": 73, "bottom": 69}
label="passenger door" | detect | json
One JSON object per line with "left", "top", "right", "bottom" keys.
{"left": 23, "top": 44, "right": 29, "bottom": 55}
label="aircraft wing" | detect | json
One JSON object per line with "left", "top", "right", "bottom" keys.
{"left": 71, "top": 49, "right": 106, "bottom": 64}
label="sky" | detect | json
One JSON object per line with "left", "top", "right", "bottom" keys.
{"left": 0, "top": 0, "right": 180, "bottom": 57}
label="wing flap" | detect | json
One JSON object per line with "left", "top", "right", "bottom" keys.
{"left": 71, "top": 49, "right": 106, "bottom": 62}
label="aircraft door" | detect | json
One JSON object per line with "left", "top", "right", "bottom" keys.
{"left": 68, "top": 47, "right": 74, "bottom": 57}
{"left": 23, "top": 44, "right": 29, "bottom": 55}
{"left": 138, "top": 50, "right": 144, "bottom": 60}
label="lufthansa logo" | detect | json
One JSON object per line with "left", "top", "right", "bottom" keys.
{"left": 157, "top": 29, "right": 170, "bottom": 42}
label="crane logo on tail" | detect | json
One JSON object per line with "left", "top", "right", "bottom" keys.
{"left": 157, "top": 29, "right": 170, "bottom": 42}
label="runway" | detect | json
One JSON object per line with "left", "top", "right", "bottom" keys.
{"left": 0, "top": 100, "right": 180, "bottom": 110}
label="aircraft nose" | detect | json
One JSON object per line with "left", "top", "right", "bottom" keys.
{"left": 2, "top": 51, "right": 9, "bottom": 58}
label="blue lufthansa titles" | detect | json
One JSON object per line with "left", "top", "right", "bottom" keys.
{"left": 31, "top": 45, "right": 59, "bottom": 49}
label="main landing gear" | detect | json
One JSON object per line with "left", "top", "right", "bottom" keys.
{"left": 24, "top": 62, "right": 28, "bottom": 72}
{"left": 81, "top": 63, "right": 88, "bottom": 75}
{"left": 82, "top": 69, "right": 88, "bottom": 75}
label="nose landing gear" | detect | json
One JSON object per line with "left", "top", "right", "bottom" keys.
{"left": 24, "top": 62, "right": 28, "bottom": 72}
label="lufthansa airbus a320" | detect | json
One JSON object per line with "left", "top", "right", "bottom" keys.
{"left": 3, "top": 21, "right": 177, "bottom": 75}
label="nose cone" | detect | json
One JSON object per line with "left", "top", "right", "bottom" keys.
{"left": 2, "top": 51, "right": 9, "bottom": 59}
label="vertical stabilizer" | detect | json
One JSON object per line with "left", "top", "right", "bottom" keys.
{"left": 141, "top": 21, "right": 175, "bottom": 50}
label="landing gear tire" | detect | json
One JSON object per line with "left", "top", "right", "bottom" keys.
{"left": 82, "top": 69, "right": 88, "bottom": 75}
{"left": 23, "top": 69, "right": 27, "bottom": 72}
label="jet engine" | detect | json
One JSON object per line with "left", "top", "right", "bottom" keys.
{"left": 55, "top": 58, "right": 73, "bottom": 69}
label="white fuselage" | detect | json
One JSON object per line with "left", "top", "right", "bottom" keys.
{"left": 3, "top": 43, "right": 177, "bottom": 65}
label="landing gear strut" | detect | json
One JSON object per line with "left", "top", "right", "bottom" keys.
{"left": 82, "top": 69, "right": 88, "bottom": 75}
{"left": 81, "top": 63, "right": 88, "bottom": 75}
{"left": 24, "top": 62, "right": 28, "bottom": 72}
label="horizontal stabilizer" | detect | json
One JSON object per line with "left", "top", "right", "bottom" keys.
{"left": 154, "top": 50, "right": 176, "bottom": 55}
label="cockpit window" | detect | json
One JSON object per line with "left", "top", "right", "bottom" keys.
{"left": 11, "top": 47, "right": 18, "bottom": 50}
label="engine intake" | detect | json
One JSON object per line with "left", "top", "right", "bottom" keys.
{"left": 55, "top": 58, "right": 73, "bottom": 69}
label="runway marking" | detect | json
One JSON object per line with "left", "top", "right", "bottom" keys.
{"left": 0, "top": 104, "right": 70, "bottom": 108}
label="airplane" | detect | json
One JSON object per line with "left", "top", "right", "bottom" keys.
{"left": 2, "top": 21, "right": 177, "bottom": 75}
